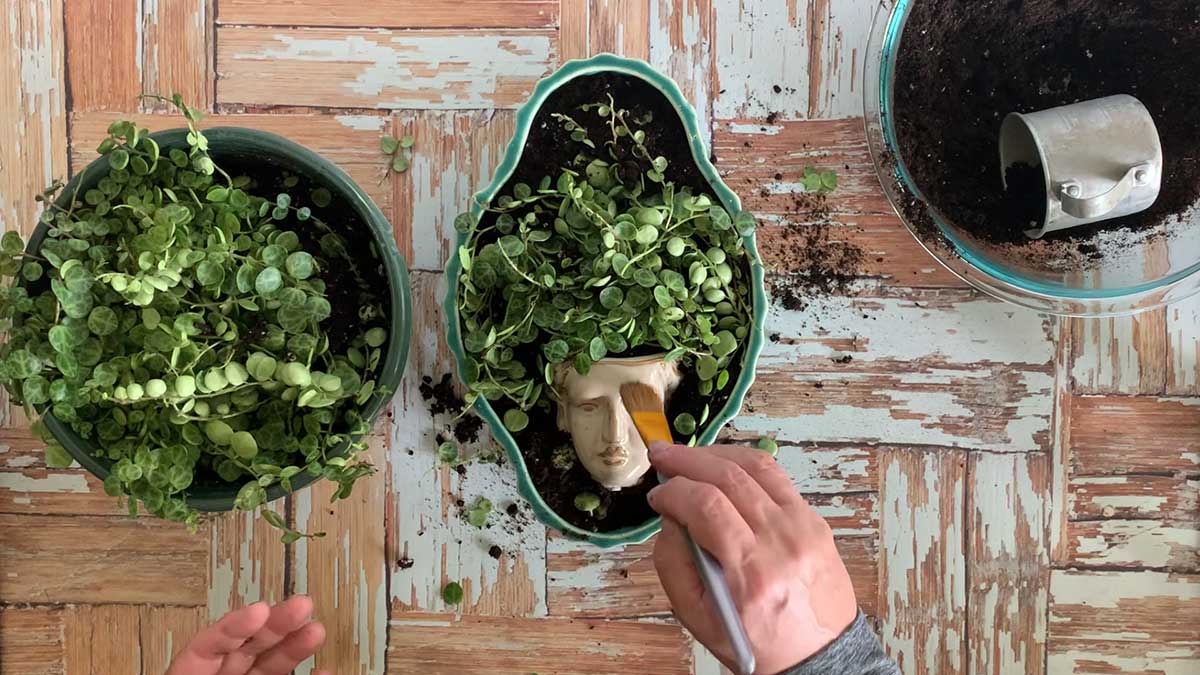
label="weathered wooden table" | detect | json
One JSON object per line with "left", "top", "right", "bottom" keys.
{"left": 1, "top": 1, "right": 1198, "bottom": 674}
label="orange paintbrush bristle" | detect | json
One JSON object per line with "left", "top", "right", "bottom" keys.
{"left": 620, "top": 382, "right": 673, "bottom": 445}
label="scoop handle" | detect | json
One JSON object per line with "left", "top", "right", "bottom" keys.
{"left": 683, "top": 528, "right": 757, "bottom": 675}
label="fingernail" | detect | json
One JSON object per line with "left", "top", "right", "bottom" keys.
{"left": 646, "top": 485, "right": 661, "bottom": 505}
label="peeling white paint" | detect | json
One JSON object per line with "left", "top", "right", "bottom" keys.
{"left": 881, "top": 452, "right": 965, "bottom": 673}
{"left": 1167, "top": 293, "right": 1200, "bottom": 395}
{"left": 389, "top": 272, "right": 547, "bottom": 616}
{"left": 0, "top": 471, "right": 90, "bottom": 494}
{"left": 777, "top": 445, "right": 870, "bottom": 494}
{"left": 735, "top": 371, "right": 1052, "bottom": 452}
{"left": 1049, "top": 646, "right": 1200, "bottom": 675}
{"left": 713, "top": 0, "right": 876, "bottom": 120}
{"left": 760, "top": 293, "right": 1054, "bottom": 366}
{"left": 649, "top": 0, "right": 712, "bottom": 148}
{"left": 723, "top": 122, "right": 782, "bottom": 136}
{"left": 1073, "top": 520, "right": 1199, "bottom": 568}
{"left": 208, "top": 510, "right": 270, "bottom": 622}
{"left": 1051, "top": 569, "right": 1200, "bottom": 610}
{"left": 223, "top": 29, "right": 556, "bottom": 109}
{"left": 334, "top": 114, "right": 387, "bottom": 131}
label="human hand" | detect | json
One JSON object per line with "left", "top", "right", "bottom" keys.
{"left": 167, "top": 595, "right": 330, "bottom": 675}
{"left": 648, "top": 443, "right": 857, "bottom": 675}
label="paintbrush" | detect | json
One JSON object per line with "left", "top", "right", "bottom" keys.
{"left": 620, "top": 383, "right": 757, "bottom": 675}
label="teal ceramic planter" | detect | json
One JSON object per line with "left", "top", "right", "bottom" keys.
{"left": 444, "top": 55, "right": 768, "bottom": 547}
{"left": 31, "top": 127, "right": 412, "bottom": 512}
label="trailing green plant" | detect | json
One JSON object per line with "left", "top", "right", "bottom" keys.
{"left": 455, "top": 95, "right": 756, "bottom": 432}
{"left": 380, "top": 133, "right": 414, "bottom": 176}
{"left": 0, "top": 95, "right": 388, "bottom": 536}
{"left": 800, "top": 166, "right": 838, "bottom": 194}
{"left": 573, "top": 491, "right": 601, "bottom": 518}
{"left": 465, "top": 496, "right": 492, "bottom": 528}
{"left": 442, "top": 580, "right": 464, "bottom": 605}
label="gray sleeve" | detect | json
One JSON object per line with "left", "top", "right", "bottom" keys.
{"left": 781, "top": 613, "right": 900, "bottom": 675}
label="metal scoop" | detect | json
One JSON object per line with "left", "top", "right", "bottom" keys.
{"left": 999, "top": 94, "right": 1163, "bottom": 239}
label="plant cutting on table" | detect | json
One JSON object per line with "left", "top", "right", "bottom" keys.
{"left": 454, "top": 77, "right": 758, "bottom": 533}
{"left": 0, "top": 97, "right": 391, "bottom": 540}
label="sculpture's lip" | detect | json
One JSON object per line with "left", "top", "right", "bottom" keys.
{"left": 600, "top": 445, "right": 629, "bottom": 465}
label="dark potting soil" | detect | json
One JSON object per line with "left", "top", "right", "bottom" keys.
{"left": 473, "top": 72, "right": 748, "bottom": 534}
{"left": 893, "top": 0, "right": 1200, "bottom": 250}
{"left": 1002, "top": 162, "right": 1049, "bottom": 236}
{"left": 419, "top": 373, "right": 484, "bottom": 443}
{"left": 223, "top": 162, "right": 389, "bottom": 357}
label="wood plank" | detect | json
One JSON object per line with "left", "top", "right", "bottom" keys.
{"left": 1070, "top": 312, "right": 1168, "bottom": 395}
{"left": 546, "top": 534, "right": 879, "bottom": 619}
{"left": 218, "top": 0, "right": 558, "bottom": 28}
{"left": 879, "top": 448, "right": 966, "bottom": 675}
{"left": 967, "top": 453, "right": 1048, "bottom": 675}
{"left": 0, "top": 513, "right": 207, "bottom": 605}
{"left": 141, "top": 0, "right": 214, "bottom": 110}
{"left": 1070, "top": 475, "right": 1199, "bottom": 523}
{"left": 391, "top": 110, "right": 516, "bottom": 270}
{"left": 216, "top": 27, "right": 558, "bottom": 110}
{"left": 1167, "top": 293, "right": 1200, "bottom": 396}
{"left": 63, "top": 606, "right": 140, "bottom": 675}
{"left": 70, "top": 111, "right": 393, "bottom": 225}
{"left": 650, "top": 0, "right": 714, "bottom": 148}
{"left": 1050, "top": 317, "right": 1074, "bottom": 565}
{"left": 208, "top": 507, "right": 287, "bottom": 621}
{"left": 64, "top": 0, "right": 139, "bottom": 111}
{"left": 0, "top": 0, "right": 68, "bottom": 237}
{"left": 559, "top": 0, "right": 590, "bottom": 62}
{"left": 1049, "top": 570, "right": 1200, "bottom": 645}
{"left": 735, "top": 291, "right": 1055, "bottom": 452}
{"left": 589, "top": 0, "right": 651, "bottom": 59}
{"left": 1048, "top": 640, "right": 1200, "bottom": 675}
{"left": 139, "top": 606, "right": 205, "bottom": 675}
{"left": 712, "top": 119, "right": 967, "bottom": 288}
{"left": 0, "top": 434, "right": 124, "bottom": 516}
{"left": 0, "top": 607, "right": 64, "bottom": 675}
{"left": 387, "top": 272, "right": 547, "bottom": 616}
{"left": 712, "top": 0, "right": 875, "bottom": 120}
{"left": 387, "top": 613, "right": 692, "bottom": 674}
{"left": 1070, "top": 397, "right": 1200, "bottom": 475}
{"left": 291, "top": 436, "right": 389, "bottom": 675}
{"left": 1066, "top": 520, "right": 1199, "bottom": 572}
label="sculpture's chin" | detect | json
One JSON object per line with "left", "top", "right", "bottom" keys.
{"left": 594, "top": 468, "right": 650, "bottom": 492}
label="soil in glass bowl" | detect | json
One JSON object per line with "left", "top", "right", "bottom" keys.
{"left": 892, "top": 0, "right": 1200, "bottom": 256}
{"left": 472, "top": 73, "right": 749, "bottom": 533}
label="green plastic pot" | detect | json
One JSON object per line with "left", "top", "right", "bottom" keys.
{"left": 443, "top": 54, "right": 768, "bottom": 548}
{"left": 28, "top": 127, "right": 412, "bottom": 511}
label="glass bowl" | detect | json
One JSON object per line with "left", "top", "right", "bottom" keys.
{"left": 864, "top": 0, "right": 1200, "bottom": 317}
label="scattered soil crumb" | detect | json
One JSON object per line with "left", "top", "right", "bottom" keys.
{"left": 397, "top": 557, "right": 414, "bottom": 570}
{"left": 420, "top": 373, "right": 484, "bottom": 444}
{"left": 488, "top": 545, "right": 503, "bottom": 560}
{"left": 833, "top": 354, "right": 854, "bottom": 364}
{"left": 765, "top": 111, "right": 780, "bottom": 124}
{"left": 767, "top": 191, "right": 866, "bottom": 311}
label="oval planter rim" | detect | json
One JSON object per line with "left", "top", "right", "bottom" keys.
{"left": 443, "top": 54, "right": 768, "bottom": 548}
{"left": 32, "top": 126, "right": 413, "bottom": 512}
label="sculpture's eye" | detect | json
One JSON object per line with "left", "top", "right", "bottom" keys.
{"left": 577, "top": 401, "right": 601, "bottom": 413}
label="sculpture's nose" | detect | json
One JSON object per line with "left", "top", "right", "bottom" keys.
{"left": 602, "top": 399, "right": 624, "bottom": 443}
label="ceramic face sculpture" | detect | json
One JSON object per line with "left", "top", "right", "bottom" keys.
{"left": 555, "top": 355, "right": 681, "bottom": 490}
